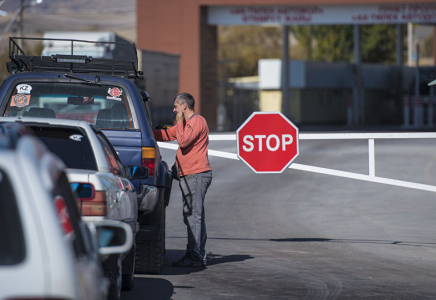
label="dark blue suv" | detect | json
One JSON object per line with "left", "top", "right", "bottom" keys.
{"left": 0, "top": 37, "right": 173, "bottom": 274}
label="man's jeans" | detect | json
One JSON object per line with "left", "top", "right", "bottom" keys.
{"left": 179, "top": 171, "right": 212, "bottom": 262}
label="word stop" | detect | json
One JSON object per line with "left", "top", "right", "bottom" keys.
{"left": 242, "top": 134, "right": 294, "bottom": 152}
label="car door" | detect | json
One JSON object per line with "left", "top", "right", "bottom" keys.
{"left": 97, "top": 133, "right": 136, "bottom": 223}
{"left": 51, "top": 171, "right": 107, "bottom": 300}
{"left": 0, "top": 166, "right": 46, "bottom": 299}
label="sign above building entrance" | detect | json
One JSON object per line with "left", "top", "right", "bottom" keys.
{"left": 208, "top": 4, "right": 436, "bottom": 25}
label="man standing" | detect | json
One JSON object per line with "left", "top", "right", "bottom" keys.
{"left": 153, "top": 93, "right": 212, "bottom": 267}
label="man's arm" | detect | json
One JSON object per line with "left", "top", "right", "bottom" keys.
{"left": 175, "top": 118, "right": 200, "bottom": 148}
{"left": 153, "top": 126, "right": 177, "bottom": 142}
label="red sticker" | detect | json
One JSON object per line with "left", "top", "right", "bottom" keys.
{"left": 107, "top": 88, "right": 122, "bottom": 100}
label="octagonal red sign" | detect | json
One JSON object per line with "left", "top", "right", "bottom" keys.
{"left": 237, "top": 112, "right": 299, "bottom": 173}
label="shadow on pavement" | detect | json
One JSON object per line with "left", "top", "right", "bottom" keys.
{"left": 121, "top": 278, "right": 173, "bottom": 300}
{"left": 160, "top": 249, "right": 254, "bottom": 275}
{"left": 205, "top": 252, "right": 254, "bottom": 266}
{"left": 270, "top": 238, "right": 332, "bottom": 242}
{"left": 161, "top": 249, "right": 205, "bottom": 275}
{"left": 198, "top": 236, "right": 436, "bottom": 248}
{"left": 270, "top": 237, "right": 436, "bottom": 248}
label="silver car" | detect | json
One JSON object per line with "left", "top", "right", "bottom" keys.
{"left": 0, "top": 123, "right": 133, "bottom": 300}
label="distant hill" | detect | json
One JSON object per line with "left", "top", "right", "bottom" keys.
{"left": 0, "top": 0, "right": 137, "bottom": 81}
{"left": 0, "top": 0, "right": 135, "bottom": 13}
{"left": 0, "top": 0, "right": 136, "bottom": 42}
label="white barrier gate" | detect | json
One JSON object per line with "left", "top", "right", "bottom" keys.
{"left": 158, "top": 132, "right": 436, "bottom": 193}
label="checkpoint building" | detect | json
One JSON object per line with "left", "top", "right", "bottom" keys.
{"left": 136, "top": 0, "right": 436, "bottom": 129}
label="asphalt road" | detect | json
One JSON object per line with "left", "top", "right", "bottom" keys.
{"left": 123, "top": 136, "right": 436, "bottom": 300}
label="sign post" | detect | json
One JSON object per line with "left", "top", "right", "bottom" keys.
{"left": 237, "top": 112, "right": 299, "bottom": 173}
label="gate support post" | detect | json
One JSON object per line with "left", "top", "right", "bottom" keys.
{"left": 368, "top": 139, "right": 375, "bottom": 177}
{"left": 403, "top": 96, "right": 410, "bottom": 127}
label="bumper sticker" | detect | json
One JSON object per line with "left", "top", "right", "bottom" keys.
{"left": 16, "top": 84, "right": 32, "bottom": 94}
{"left": 11, "top": 94, "right": 30, "bottom": 107}
{"left": 107, "top": 87, "right": 122, "bottom": 101}
{"left": 69, "top": 134, "right": 83, "bottom": 141}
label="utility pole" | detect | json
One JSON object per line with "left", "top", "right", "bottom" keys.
{"left": 307, "top": 26, "right": 312, "bottom": 61}
{"left": 18, "top": 0, "right": 24, "bottom": 48}
{"left": 281, "top": 25, "right": 289, "bottom": 117}
{"left": 396, "top": 24, "right": 404, "bottom": 123}
{"left": 0, "top": 0, "right": 43, "bottom": 46}
{"left": 415, "top": 43, "right": 420, "bottom": 98}
{"left": 353, "top": 24, "right": 361, "bottom": 125}
{"left": 407, "top": 23, "right": 413, "bottom": 67}
{"left": 434, "top": 25, "right": 436, "bottom": 66}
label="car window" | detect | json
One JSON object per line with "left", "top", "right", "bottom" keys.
{"left": 97, "top": 134, "right": 124, "bottom": 176}
{"left": 31, "top": 126, "right": 98, "bottom": 171}
{"left": 3, "top": 82, "right": 134, "bottom": 130}
{"left": 52, "top": 172, "right": 88, "bottom": 257}
{"left": 0, "top": 169, "right": 25, "bottom": 265}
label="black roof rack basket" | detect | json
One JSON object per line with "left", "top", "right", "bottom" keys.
{"left": 7, "top": 37, "right": 143, "bottom": 80}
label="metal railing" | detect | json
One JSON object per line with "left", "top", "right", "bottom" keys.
{"left": 158, "top": 132, "right": 436, "bottom": 193}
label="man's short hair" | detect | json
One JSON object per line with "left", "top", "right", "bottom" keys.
{"left": 175, "top": 93, "right": 195, "bottom": 111}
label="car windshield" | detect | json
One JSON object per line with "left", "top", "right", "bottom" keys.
{"left": 30, "top": 126, "right": 98, "bottom": 171}
{"left": 0, "top": 169, "right": 25, "bottom": 265}
{"left": 3, "top": 82, "right": 134, "bottom": 130}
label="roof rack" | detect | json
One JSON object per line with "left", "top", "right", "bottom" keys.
{"left": 7, "top": 37, "right": 143, "bottom": 80}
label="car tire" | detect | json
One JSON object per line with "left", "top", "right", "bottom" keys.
{"left": 121, "top": 272, "right": 134, "bottom": 291}
{"left": 121, "top": 242, "right": 135, "bottom": 291}
{"left": 104, "top": 254, "right": 122, "bottom": 300}
{"left": 135, "top": 208, "right": 165, "bottom": 274}
{"left": 162, "top": 207, "right": 166, "bottom": 256}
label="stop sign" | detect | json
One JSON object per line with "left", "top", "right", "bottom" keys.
{"left": 237, "top": 112, "right": 299, "bottom": 173}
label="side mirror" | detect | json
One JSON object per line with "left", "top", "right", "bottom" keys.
{"left": 86, "top": 220, "right": 133, "bottom": 256}
{"left": 71, "top": 182, "right": 94, "bottom": 200}
{"left": 139, "top": 90, "right": 150, "bottom": 102}
{"left": 127, "top": 165, "right": 149, "bottom": 180}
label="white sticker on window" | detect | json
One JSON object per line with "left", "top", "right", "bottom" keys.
{"left": 69, "top": 134, "right": 83, "bottom": 141}
{"left": 16, "top": 84, "right": 32, "bottom": 94}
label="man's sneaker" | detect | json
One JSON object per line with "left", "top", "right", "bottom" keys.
{"left": 201, "top": 259, "right": 207, "bottom": 267}
{"left": 172, "top": 256, "right": 203, "bottom": 267}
